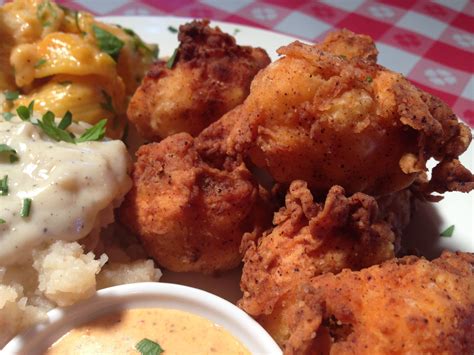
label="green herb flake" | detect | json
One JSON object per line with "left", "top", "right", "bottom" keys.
{"left": 34, "top": 58, "right": 47, "bottom": 68}
{"left": 166, "top": 48, "right": 178, "bottom": 69}
{"left": 37, "top": 111, "right": 76, "bottom": 143}
{"left": 135, "top": 338, "right": 164, "bottom": 355}
{"left": 28, "top": 100, "right": 35, "bottom": 115}
{"left": 92, "top": 24, "right": 124, "bottom": 61}
{"left": 0, "top": 218, "right": 5, "bottom": 224}
{"left": 16, "top": 101, "right": 35, "bottom": 121}
{"left": 151, "top": 45, "right": 159, "bottom": 59}
{"left": 0, "top": 175, "right": 8, "bottom": 196}
{"left": 440, "top": 225, "right": 455, "bottom": 237}
{"left": 20, "top": 198, "right": 32, "bottom": 217}
{"left": 121, "top": 27, "right": 134, "bottom": 36}
{"left": 2, "top": 112, "right": 14, "bottom": 121}
{"left": 10, "top": 106, "right": 107, "bottom": 144}
{"left": 37, "top": 0, "right": 57, "bottom": 28}
{"left": 233, "top": 28, "right": 240, "bottom": 36}
{"left": 337, "top": 54, "right": 347, "bottom": 60}
{"left": 75, "top": 11, "right": 83, "bottom": 34}
{"left": 76, "top": 119, "right": 107, "bottom": 143}
{"left": 58, "top": 4, "right": 80, "bottom": 33}
{"left": 145, "top": 43, "right": 159, "bottom": 58}
{"left": 0, "top": 144, "right": 19, "bottom": 163}
{"left": 4, "top": 91, "right": 19, "bottom": 101}
{"left": 366, "top": 76, "right": 373, "bottom": 83}
{"left": 17, "top": 106, "right": 31, "bottom": 121}
{"left": 58, "top": 111, "right": 72, "bottom": 130}
{"left": 120, "top": 26, "right": 159, "bottom": 59}
{"left": 168, "top": 26, "right": 178, "bottom": 33}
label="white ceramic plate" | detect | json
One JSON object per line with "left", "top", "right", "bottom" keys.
{"left": 2, "top": 282, "right": 282, "bottom": 355}
{"left": 98, "top": 16, "right": 474, "bottom": 303}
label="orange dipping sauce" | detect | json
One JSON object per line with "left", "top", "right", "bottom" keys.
{"left": 46, "top": 308, "right": 250, "bottom": 355}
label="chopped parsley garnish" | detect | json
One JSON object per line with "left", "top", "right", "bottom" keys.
{"left": 166, "top": 48, "right": 178, "bottom": 69}
{"left": 4, "top": 91, "right": 19, "bottom": 101}
{"left": 76, "top": 119, "right": 107, "bottom": 143}
{"left": 16, "top": 101, "right": 35, "bottom": 121}
{"left": 75, "top": 11, "right": 85, "bottom": 35}
{"left": 168, "top": 26, "right": 178, "bottom": 33}
{"left": 151, "top": 45, "right": 159, "bottom": 59}
{"left": 233, "top": 28, "right": 240, "bottom": 36}
{"left": 0, "top": 144, "right": 19, "bottom": 163}
{"left": 0, "top": 175, "right": 8, "bottom": 195}
{"left": 100, "top": 90, "right": 115, "bottom": 113}
{"left": 34, "top": 58, "right": 47, "bottom": 68}
{"left": 366, "top": 76, "right": 373, "bottom": 83}
{"left": 58, "top": 111, "right": 72, "bottom": 130}
{"left": 440, "top": 225, "right": 455, "bottom": 237}
{"left": 120, "top": 26, "right": 159, "bottom": 58}
{"left": 20, "top": 198, "right": 32, "bottom": 217}
{"left": 17, "top": 106, "right": 31, "bottom": 121}
{"left": 92, "top": 25, "right": 124, "bottom": 61}
{"left": 37, "top": 111, "right": 76, "bottom": 143}
{"left": 2, "top": 112, "right": 14, "bottom": 121}
{"left": 57, "top": 4, "right": 83, "bottom": 34}
{"left": 135, "top": 338, "right": 164, "bottom": 355}
{"left": 337, "top": 54, "right": 347, "bottom": 60}
{"left": 0, "top": 218, "right": 5, "bottom": 224}
{"left": 15, "top": 102, "right": 108, "bottom": 144}
{"left": 37, "top": 0, "right": 57, "bottom": 27}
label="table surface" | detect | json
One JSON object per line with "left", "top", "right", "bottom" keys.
{"left": 53, "top": 0, "right": 473, "bottom": 127}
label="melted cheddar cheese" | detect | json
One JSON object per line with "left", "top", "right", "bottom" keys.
{"left": 0, "top": 0, "right": 157, "bottom": 138}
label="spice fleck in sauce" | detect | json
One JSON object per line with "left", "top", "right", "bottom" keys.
{"left": 46, "top": 308, "right": 250, "bottom": 355}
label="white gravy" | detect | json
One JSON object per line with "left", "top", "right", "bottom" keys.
{"left": 0, "top": 119, "right": 132, "bottom": 265}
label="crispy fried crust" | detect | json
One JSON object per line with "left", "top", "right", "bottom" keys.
{"left": 315, "top": 28, "right": 378, "bottom": 62}
{"left": 127, "top": 19, "right": 270, "bottom": 140}
{"left": 376, "top": 187, "right": 413, "bottom": 251}
{"left": 118, "top": 133, "right": 272, "bottom": 273}
{"left": 428, "top": 159, "right": 474, "bottom": 194}
{"left": 277, "top": 252, "right": 474, "bottom": 355}
{"left": 198, "top": 34, "right": 472, "bottom": 197}
{"left": 239, "top": 180, "right": 401, "bottom": 321}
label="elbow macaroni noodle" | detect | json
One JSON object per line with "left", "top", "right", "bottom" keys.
{"left": 0, "top": 0, "right": 157, "bottom": 138}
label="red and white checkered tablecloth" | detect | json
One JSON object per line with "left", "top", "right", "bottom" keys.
{"left": 48, "top": 1, "right": 474, "bottom": 127}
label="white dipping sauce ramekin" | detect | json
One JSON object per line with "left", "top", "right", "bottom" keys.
{"left": 3, "top": 282, "right": 282, "bottom": 355}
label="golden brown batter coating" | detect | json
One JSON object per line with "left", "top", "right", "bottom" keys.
{"left": 315, "top": 28, "right": 378, "bottom": 62}
{"left": 198, "top": 36, "right": 472, "bottom": 197}
{"left": 127, "top": 19, "right": 270, "bottom": 141}
{"left": 239, "top": 181, "right": 408, "bottom": 323}
{"left": 263, "top": 251, "right": 474, "bottom": 355}
{"left": 118, "top": 133, "right": 271, "bottom": 273}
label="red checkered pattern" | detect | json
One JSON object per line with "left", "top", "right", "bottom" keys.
{"left": 52, "top": 0, "right": 474, "bottom": 127}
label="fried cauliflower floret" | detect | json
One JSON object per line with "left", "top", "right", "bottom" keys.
{"left": 127, "top": 19, "right": 270, "bottom": 141}
{"left": 376, "top": 186, "right": 413, "bottom": 250}
{"left": 315, "top": 28, "right": 378, "bottom": 62}
{"left": 118, "top": 132, "right": 271, "bottom": 273}
{"left": 239, "top": 181, "right": 408, "bottom": 324}
{"left": 199, "top": 37, "right": 472, "bottom": 197}
{"left": 265, "top": 251, "right": 474, "bottom": 355}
